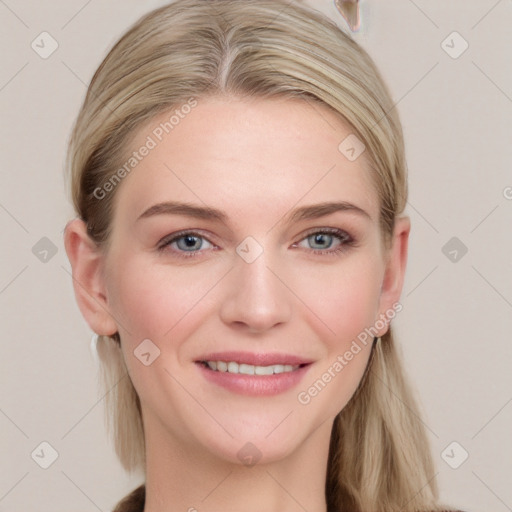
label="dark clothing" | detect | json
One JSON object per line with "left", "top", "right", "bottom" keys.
{"left": 112, "top": 483, "right": 464, "bottom": 512}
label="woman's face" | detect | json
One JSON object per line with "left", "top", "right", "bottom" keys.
{"left": 94, "top": 96, "right": 409, "bottom": 464}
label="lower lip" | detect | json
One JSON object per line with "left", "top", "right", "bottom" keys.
{"left": 196, "top": 362, "right": 312, "bottom": 396}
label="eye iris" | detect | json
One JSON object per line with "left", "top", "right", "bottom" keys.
{"left": 177, "top": 235, "right": 201, "bottom": 251}
{"left": 310, "top": 233, "right": 332, "bottom": 249}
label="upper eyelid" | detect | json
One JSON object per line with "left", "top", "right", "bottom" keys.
{"left": 159, "top": 229, "right": 218, "bottom": 247}
{"left": 302, "top": 227, "right": 351, "bottom": 236}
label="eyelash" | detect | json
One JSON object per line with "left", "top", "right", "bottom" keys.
{"left": 157, "top": 228, "right": 357, "bottom": 259}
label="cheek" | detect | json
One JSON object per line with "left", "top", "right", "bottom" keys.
{"left": 105, "top": 255, "right": 220, "bottom": 347}
{"left": 293, "top": 260, "right": 380, "bottom": 415}
{"left": 105, "top": 256, "right": 222, "bottom": 404}
{"left": 292, "top": 253, "right": 383, "bottom": 348}
{"left": 283, "top": 253, "right": 383, "bottom": 416}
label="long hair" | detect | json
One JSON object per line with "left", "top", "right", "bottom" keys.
{"left": 66, "top": 1, "right": 451, "bottom": 510}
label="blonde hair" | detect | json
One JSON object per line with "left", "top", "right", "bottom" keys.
{"left": 66, "top": 1, "right": 451, "bottom": 510}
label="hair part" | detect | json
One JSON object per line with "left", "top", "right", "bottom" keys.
{"left": 66, "top": 1, "right": 450, "bottom": 510}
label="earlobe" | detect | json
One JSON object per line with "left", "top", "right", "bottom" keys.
{"left": 376, "top": 215, "right": 411, "bottom": 336}
{"left": 63, "top": 218, "right": 118, "bottom": 336}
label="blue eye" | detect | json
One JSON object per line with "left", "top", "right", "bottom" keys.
{"left": 174, "top": 234, "right": 209, "bottom": 252}
{"left": 158, "top": 228, "right": 355, "bottom": 259}
{"left": 158, "top": 232, "right": 214, "bottom": 257}
{"left": 295, "top": 228, "right": 354, "bottom": 255}
{"left": 305, "top": 233, "right": 337, "bottom": 250}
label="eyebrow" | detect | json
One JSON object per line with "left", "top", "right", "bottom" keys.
{"left": 137, "top": 201, "right": 228, "bottom": 223}
{"left": 286, "top": 201, "right": 372, "bottom": 223}
{"left": 136, "top": 200, "right": 372, "bottom": 224}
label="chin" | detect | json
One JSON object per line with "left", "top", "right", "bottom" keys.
{"left": 214, "top": 438, "right": 299, "bottom": 467}
{"left": 198, "top": 419, "right": 311, "bottom": 467}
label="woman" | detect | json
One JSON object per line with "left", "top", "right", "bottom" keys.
{"left": 63, "top": 1, "right": 463, "bottom": 510}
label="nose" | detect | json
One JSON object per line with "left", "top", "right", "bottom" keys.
{"left": 219, "top": 251, "right": 293, "bottom": 334}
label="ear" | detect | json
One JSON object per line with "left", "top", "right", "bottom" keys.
{"left": 63, "top": 218, "right": 118, "bottom": 336}
{"left": 375, "top": 215, "right": 410, "bottom": 336}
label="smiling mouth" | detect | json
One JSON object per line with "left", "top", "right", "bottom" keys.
{"left": 198, "top": 360, "right": 308, "bottom": 375}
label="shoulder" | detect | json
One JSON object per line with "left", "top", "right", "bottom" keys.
{"left": 112, "top": 484, "right": 145, "bottom": 512}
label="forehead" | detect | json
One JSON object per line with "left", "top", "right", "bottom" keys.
{"left": 112, "top": 96, "right": 378, "bottom": 228}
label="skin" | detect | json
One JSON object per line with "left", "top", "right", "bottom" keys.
{"left": 64, "top": 96, "right": 410, "bottom": 512}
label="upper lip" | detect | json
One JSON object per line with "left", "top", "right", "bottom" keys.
{"left": 196, "top": 351, "right": 314, "bottom": 366}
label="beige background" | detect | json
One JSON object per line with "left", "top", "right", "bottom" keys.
{"left": 1, "top": 1, "right": 511, "bottom": 510}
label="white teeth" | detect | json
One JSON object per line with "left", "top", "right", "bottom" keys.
{"left": 239, "top": 363, "right": 254, "bottom": 375}
{"left": 204, "top": 361, "right": 300, "bottom": 375}
{"left": 255, "top": 365, "right": 274, "bottom": 375}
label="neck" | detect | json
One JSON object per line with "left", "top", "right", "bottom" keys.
{"left": 142, "top": 415, "right": 333, "bottom": 512}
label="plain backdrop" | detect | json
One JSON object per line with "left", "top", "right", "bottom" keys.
{"left": 1, "top": 1, "right": 511, "bottom": 511}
